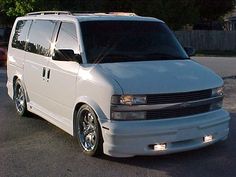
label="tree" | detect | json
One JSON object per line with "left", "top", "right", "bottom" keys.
{"left": 0, "top": 0, "right": 234, "bottom": 29}
{"left": 0, "top": 0, "right": 37, "bottom": 16}
{"left": 0, "top": 12, "right": 15, "bottom": 25}
{"left": 82, "top": 0, "right": 198, "bottom": 30}
{"left": 133, "top": 0, "right": 198, "bottom": 30}
{"left": 196, "top": 0, "right": 234, "bottom": 22}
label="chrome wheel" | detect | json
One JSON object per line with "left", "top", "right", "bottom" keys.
{"left": 15, "top": 86, "right": 25, "bottom": 113}
{"left": 76, "top": 105, "right": 102, "bottom": 156}
{"left": 79, "top": 110, "right": 97, "bottom": 151}
{"left": 14, "top": 80, "right": 27, "bottom": 116}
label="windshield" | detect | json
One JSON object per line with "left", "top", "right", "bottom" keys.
{"left": 80, "top": 20, "right": 189, "bottom": 63}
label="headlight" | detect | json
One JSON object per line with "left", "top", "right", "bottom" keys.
{"left": 212, "top": 86, "right": 224, "bottom": 97}
{"left": 111, "top": 95, "right": 147, "bottom": 105}
{"left": 111, "top": 111, "right": 146, "bottom": 120}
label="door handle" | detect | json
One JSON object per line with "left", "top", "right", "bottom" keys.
{"left": 42, "top": 67, "right": 46, "bottom": 78}
{"left": 47, "top": 69, "right": 51, "bottom": 81}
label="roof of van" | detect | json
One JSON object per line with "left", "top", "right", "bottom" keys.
{"left": 23, "top": 11, "right": 164, "bottom": 23}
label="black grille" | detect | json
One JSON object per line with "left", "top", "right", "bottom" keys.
{"left": 146, "top": 104, "right": 210, "bottom": 119}
{"left": 147, "top": 89, "right": 212, "bottom": 104}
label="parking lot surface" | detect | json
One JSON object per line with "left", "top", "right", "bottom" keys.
{"left": 0, "top": 57, "right": 236, "bottom": 177}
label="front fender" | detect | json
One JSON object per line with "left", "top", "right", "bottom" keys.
{"left": 73, "top": 96, "right": 110, "bottom": 137}
{"left": 74, "top": 96, "right": 109, "bottom": 123}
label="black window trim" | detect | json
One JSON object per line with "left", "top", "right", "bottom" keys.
{"left": 24, "top": 20, "right": 33, "bottom": 51}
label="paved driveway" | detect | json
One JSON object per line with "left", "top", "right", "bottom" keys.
{"left": 193, "top": 57, "right": 236, "bottom": 78}
{"left": 0, "top": 57, "right": 236, "bottom": 177}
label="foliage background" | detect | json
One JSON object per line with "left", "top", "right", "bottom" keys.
{"left": 0, "top": 0, "right": 234, "bottom": 29}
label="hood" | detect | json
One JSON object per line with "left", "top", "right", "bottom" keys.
{"left": 99, "top": 60, "right": 223, "bottom": 94}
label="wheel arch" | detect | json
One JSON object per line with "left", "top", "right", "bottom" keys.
{"left": 12, "top": 75, "right": 22, "bottom": 99}
{"left": 73, "top": 97, "right": 108, "bottom": 137}
{"left": 12, "top": 74, "right": 29, "bottom": 102}
{"left": 13, "top": 75, "right": 18, "bottom": 98}
{"left": 73, "top": 102, "right": 84, "bottom": 137}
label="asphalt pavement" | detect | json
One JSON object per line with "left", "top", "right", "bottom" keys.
{"left": 193, "top": 57, "right": 236, "bottom": 78}
{"left": 0, "top": 57, "right": 236, "bottom": 177}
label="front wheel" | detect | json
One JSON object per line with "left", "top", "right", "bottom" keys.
{"left": 76, "top": 104, "right": 103, "bottom": 156}
{"left": 14, "top": 79, "right": 28, "bottom": 116}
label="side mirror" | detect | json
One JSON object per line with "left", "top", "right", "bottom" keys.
{"left": 184, "top": 47, "right": 196, "bottom": 57}
{"left": 52, "top": 49, "right": 82, "bottom": 63}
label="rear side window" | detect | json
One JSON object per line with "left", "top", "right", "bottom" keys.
{"left": 56, "top": 22, "right": 78, "bottom": 53}
{"left": 12, "top": 20, "right": 32, "bottom": 50}
{"left": 27, "top": 20, "right": 56, "bottom": 57}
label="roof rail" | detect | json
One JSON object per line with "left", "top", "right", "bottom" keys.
{"left": 72, "top": 12, "right": 108, "bottom": 16}
{"left": 72, "top": 12, "right": 137, "bottom": 16}
{"left": 71, "top": 11, "right": 104, "bottom": 14}
{"left": 26, "top": 11, "right": 72, "bottom": 16}
{"left": 26, "top": 11, "right": 137, "bottom": 17}
{"left": 109, "top": 12, "right": 137, "bottom": 16}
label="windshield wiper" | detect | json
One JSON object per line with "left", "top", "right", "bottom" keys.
{"left": 96, "top": 53, "right": 136, "bottom": 63}
{"left": 143, "top": 52, "right": 189, "bottom": 60}
{"left": 103, "top": 53, "right": 132, "bottom": 58}
{"left": 93, "top": 52, "right": 189, "bottom": 63}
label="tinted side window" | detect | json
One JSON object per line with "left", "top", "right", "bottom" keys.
{"left": 27, "top": 20, "right": 56, "bottom": 56}
{"left": 56, "top": 22, "right": 78, "bottom": 53}
{"left": 12, "top": 20, "right": 32, "bottom": 50}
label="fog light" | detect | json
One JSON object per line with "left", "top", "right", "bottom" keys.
{"left": 154, "top": 143, "right": 167, "bottom": 151}
{"left": 204, "top": 135, "right": 213, "bottom": 143}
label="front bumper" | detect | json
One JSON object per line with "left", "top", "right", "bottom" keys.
{"left": 101, "top": 109, "right": 230, "bottom": 157}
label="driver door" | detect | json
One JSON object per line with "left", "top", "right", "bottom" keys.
{"left": 44, "top": 21, "right": 80, "bottom": 127}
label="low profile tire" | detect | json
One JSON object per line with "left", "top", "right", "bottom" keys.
{"left": 76, "top": 104, "right": 103, "bottom": 156}
{"left": 14, "top": 79, "right": 28, "bottom": 116}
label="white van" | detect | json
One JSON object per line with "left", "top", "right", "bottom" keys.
{"left": 7, "top": 11, "right": 230, "bottom": 157}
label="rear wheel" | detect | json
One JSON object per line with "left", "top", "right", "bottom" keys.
{"left": 14, "top": 79, "right": 28, "bottom": 116}
{"left": 76, "top": 104, "right": 103, "bottom": 156}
